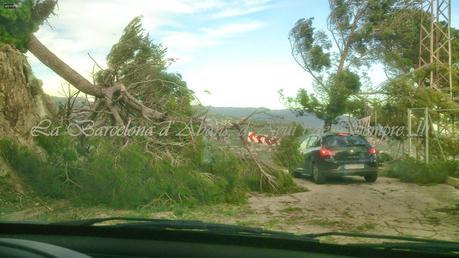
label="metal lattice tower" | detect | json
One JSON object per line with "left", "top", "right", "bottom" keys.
{"left": 418, "top": 0, "right": 454, "bottom": 100}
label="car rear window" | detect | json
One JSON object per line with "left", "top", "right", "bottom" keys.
{"left": 322, "top": 135, "right": 369, "bottom": 147}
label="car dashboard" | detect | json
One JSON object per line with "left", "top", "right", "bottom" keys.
{"left": 0, "top": 223, "right": 455, "bottom": 258}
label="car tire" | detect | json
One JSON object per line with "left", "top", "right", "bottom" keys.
{"left": 364, "top": 173, "right": 378, "bottom": 183}
{"left": 312, "top": 163, "right": 326, "bottom": 184}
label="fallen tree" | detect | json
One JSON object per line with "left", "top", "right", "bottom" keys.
{"left": 0, "top": 0, "right": 301, "bottom": 200}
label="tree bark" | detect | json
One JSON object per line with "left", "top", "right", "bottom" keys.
{"left": 27, "top": 35, "right": 103, "bottom": 97}
{"left": 27, "top": 34, "right": 164, "bottom": 121}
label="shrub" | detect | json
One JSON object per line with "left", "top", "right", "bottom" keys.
{"left": 273, "top": 124, "right": 304, "bottom": 173}
{"left": 0, "top": 138, "right": 66, "bottom": 197}
{"left": 376, "top": 152, "right": 393, "bottom": 165}
{"left": 430, "top": 160, "right": 459, "bottom": 179}
{"left": 387, "top": 158, "right": 451, "bottom": 184}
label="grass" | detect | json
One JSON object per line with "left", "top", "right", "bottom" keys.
{"left": 0, "top": 176, "right": 27, "bottom": 214}
{"left": 0, "top": 135, "right": 301, "bottom": 210}
{"left": 386, "top": 158, "right": 454, "bottom": 185}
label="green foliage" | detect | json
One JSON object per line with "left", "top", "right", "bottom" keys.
{"left": 273, "top": 124, "right": 304, "bottom": 173}
{"left": 437, "top": 138, "right": 459, "bottom": 159}
{"left": 281, "top": 69, "right": 362, "bottom": 126}
{"left": 439, "top": 160, "right": 459, "bottom": 178}
{"left": 0, "top": 138, "right": 66, "bottom": 197}
{"left": 369, "top": 8, "right": 459, "bottom": 147}
{"left": 286, "top": 0, "right": 396, "bottom": 127}
{"left": 325, "top": 70, "right": 362, "bottom": 124}
{"left": 289, "top": 18, "right": 331, "bottom": 73}
{"left": 333, "top": 70, "right": 361, "bottom": 94}
{"left": 106, "top": 16, "right": 167, "bottom": 79}
{"left": 377, "top": 77, "right": 459, "bottom": 132}
{"left": 0, "top": 0, "right": 56, "bottom": 51}
{"left": 36, "top": 134, "right": 78, "bottom": 161}
{"left": 96, "top": 16, "right": 194, "bottom": 117}
{"left": 1, "top": 135, "right": 299, "bottom": 209}
{"left": 372, "top": 8, "right": 423, "bottom": 73}
{"left": 285, "top": 1, "right": 459, "bottom": 131}
{"left": 387, "top": 158, "right": 454, "bottom": 184}
{"left": 376, "top": 152, "right": 393, "bottom": 165}
{"left": 430, "top": 160, "right": 459, "bottom": 179}
{"left": 279, "top": 89, "right": 324, "bottom": 119}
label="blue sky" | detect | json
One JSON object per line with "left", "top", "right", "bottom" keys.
{"left": 28, "top": 0, "right": 459, "bottom": 109}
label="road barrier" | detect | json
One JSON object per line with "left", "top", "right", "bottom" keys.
{"left": 247, "top": 131, "right": 280, "bottom": 146}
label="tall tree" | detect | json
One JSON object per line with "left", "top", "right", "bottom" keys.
{"left": 284, "top": 0, "right": 399, "bottom": 128}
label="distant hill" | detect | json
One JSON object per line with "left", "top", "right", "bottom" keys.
{"left": 50, "top": 96, "right": 323, "bottom": 128}
{"left": 197, "top": 106, "right": 323, "bottom": 128}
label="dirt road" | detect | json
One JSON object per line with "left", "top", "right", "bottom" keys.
{"left": 237, "top": 176, "right": 459, "bottom": 242}
{"left": 3, "top": 176, "right": 459, "bottom": 243}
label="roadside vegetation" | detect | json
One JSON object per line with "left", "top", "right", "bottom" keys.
{"left": 272, "top": 124, "right": 305, "bottom": 173}
{"left": 386, "top": 159, "right": 459, "bottom": 184}
{"left": 0, "top": 135, "right": 299, "bottom": 210}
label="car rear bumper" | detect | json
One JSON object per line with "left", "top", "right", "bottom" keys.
{"left": 317, "top": 160, "right": 378, "bottom": 177}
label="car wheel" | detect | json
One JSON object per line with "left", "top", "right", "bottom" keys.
{"left": 364, "top": 173, "right": 378, "bottom": 183}
{"left": 312, "top": 163, "right": 326, "bottom": 184}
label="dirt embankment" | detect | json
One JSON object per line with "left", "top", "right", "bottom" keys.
{"left": 0, "top": 44, "right": 57, "bottom": 212}
{"left": 0, "top": 44, "right": 56, "bottom": 139}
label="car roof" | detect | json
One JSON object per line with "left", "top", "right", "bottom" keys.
{"left": 306, "top": 132, "right": 364, "bottom": 137}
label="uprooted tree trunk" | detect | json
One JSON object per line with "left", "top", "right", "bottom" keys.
{"left": 27, "top": 34, "right": 164, "bottom": 125}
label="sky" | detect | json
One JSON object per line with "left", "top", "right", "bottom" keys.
{"left": 27, "top": 0, "right": 459, "bottom": 109}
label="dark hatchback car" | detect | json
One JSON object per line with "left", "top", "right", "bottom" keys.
{"left": 293, "top": 133, "right": 378, "bottom": 184}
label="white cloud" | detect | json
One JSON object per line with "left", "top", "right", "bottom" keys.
{"left": 183, "top": 58, "right": 313, "bottom": 109}
{"left": 163, "top": 21, "right": 264, "bottom": 65}
{"left": 210, "top": 0, "right": 272, "bottom": 18}
{"left": 202, "top": 21, "right": 264, "bottom": 37}
{"left": 162, "top": 32, "right": 216, "bottom": 53}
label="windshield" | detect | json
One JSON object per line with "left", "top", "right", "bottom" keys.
{"left": 323, "top": 135, "right": 370, "bottom": 147}
{"left": 1, "top": 0, "right": 459, "bottom": 249}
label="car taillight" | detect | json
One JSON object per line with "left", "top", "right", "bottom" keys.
{"left": 319, "top": 147, "right": 334, "bottom": 157}
{"left": 368, "top": 147, "right": 377, "bottom": 154}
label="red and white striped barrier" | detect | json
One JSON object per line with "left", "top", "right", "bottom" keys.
{"left": 247, "top": 131, "right": 280, "bottom": 146}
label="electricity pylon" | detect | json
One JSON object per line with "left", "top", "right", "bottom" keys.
{"left": 418, "top": 0, "right": 454, "bottom": 101}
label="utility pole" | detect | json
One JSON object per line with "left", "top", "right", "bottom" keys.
{"left": 425, "top": 108, "right": 429, "bottom": 164}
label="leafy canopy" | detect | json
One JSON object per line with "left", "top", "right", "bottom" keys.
{"left": 95, "top": 16, "right": 194, "bottom": 116}
{"left": 285, "top": 0, "right": 398, "bottom": 126}
{"left": 0, "top": 0, "right": 55, "bottom": 51}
